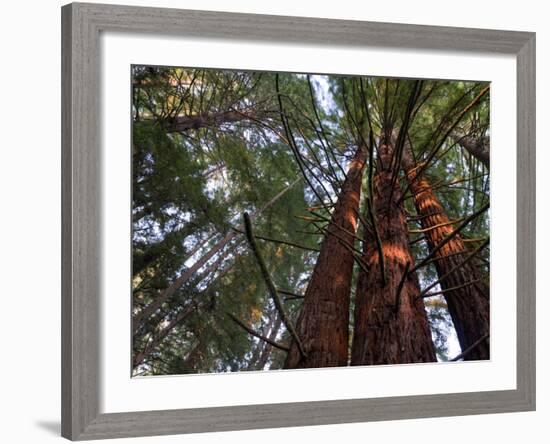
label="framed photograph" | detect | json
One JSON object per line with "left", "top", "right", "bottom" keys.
{"left": 61, "top": 2, "right": 535, "bottom": 440}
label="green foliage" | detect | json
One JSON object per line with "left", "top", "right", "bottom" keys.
{"left": 131, "top": 66, "right": 490, "bottom": 375}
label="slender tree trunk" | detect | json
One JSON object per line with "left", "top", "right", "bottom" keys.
{"left": 284, "top": 146, "right": 367, "bottom": 369}
{"left": 133, "top": 261, "right": 237, "bottom": 368}
{"left": 402, "top": 149, "right": 490, "bottom": 360}
{"left": 256, "top": 316, "right": 283, "bottom": 370}
{"left": 246, "top": 310, "right": 277, "bottom": 370}
{"left": 133, "top": 306, "right": 194, "bottom": 368}
{"left": 451, "top": 132, "right": 490, "bottom": 168}
{"left": 133, "top": 179, "right": 300, "bottom": 332}
{"left": 166, "top": 109, "right": 267, "bottom": 132}
{"left": 351, "top": 137, "right": 436, "bottom": 365}
{"left": 183, "top": 333, "right": 207, "bottom": 373}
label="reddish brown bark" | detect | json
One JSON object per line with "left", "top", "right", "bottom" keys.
{"left": 351, "top": 138, "right": 436, "bottom": 365}
{"left": 403, "top": 153, "right": 490, "bottom": 360}
{"left": 284, "top": 146, "right": 367, "bottom": 369}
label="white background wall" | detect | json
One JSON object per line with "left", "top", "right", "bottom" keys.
{"left": 0, "top": 0, "right": 545, "bottom": 442}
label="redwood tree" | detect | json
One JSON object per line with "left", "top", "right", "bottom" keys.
{"left": 285, "top": 145, "right": 366, "bottom": 368}
{"left": 131, "top": 68, "right": 491, "bottom": 375}
{"left": 402, "top": 147, "right": 490, "bottom": 360}
{"left": 351, "top": 134, "right": 436, "bottom": 365}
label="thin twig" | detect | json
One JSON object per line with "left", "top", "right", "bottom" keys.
{"left": 409, "top": 202, "right": 490, "bottom": 275}
{"left": 387, "top": 81, "right": 422, "bottom": 205}
{"left": 400, "top": 85, "right": 490, "bottom": 203}
{"left": 275, "top": 74, "right": 326, "bottom": 205}
{"left": 307, "top": 209, "right": 366, "bottom": 244}
{"left": 231, "top": 228, "right": 319, "bottom": 252}
{"left": 277, "top": 289, "right": 305, "bottom": 299}
{"left": 418, "top": 238, "right": 490, "bottom": 298}
{"left": 227, "top": 312, "right": 290, "bottom": 352}
{"left": 449, "top": 333, "right": 490, "bottom": 361}
{"left": 408, "top": 217, "right": 466, "bottom": 234}
{"left": 418, "top": 278, "right": 486, "bottom": 300}
{"left": 317, "top": 224, "right": 370, "bottom": 275}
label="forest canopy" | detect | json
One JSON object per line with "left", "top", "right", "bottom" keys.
{"left": 131, "top": 66, "right": 490, "bottom": 376}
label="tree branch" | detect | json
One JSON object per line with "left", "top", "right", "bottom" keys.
{"left": 418, "top": 278, "right": 486, "bottom": 300}
{"left": 449, "top": 333, "right": 490, "bottom": 361}
{"left": 132, "top": 179, "right": 301, "bottom": 332}
{"left": 227, "top": 312, "right": 290, "bottom": 352}
{"left": 277, "top": 289, "right": 305, "bottom": 300}
{"left": 231, "top": 228, "right": 320, "bottom": 253}
{"left": 408, "top": 217, "right": 466, "bottom": 234}
{"left": 133, "top": 306, "right": 194, "bottom": 367}
{"left": 400, "top": 85, "right": 490, "bottom": 201}
{"left": 243, "top": 212, "right": 307, "bottom": 359}
{"left": 418, "top": 238, "right": 490, "bottom": 299}
{"left": 409, "top": 202, "right": 490, "bottom": 275}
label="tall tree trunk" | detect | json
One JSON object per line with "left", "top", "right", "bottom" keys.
{"left": 351, "top": 136, "right": 436, "bottom": 365}
{"left": 402, "top": 148, "right": 490, "bottom": 360}
{"left": 284, "top": 146, "right": 367, "bottom": 369}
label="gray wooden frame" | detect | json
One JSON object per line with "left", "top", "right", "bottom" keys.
{"left": 61, "top": 2, "right": 536, "bottom": 440}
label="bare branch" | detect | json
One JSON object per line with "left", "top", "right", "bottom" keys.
{"left": 450, "top": 333, "right": 490, "bottom": 361}
{"left": 418, "top": 278, "right": 486, "bottom": 300}
{"left": 243, "top": 212, "right": 307, "bottom": 359}
{"left": 133, "top": 179, "right": 301, "bottom": 332}
{"left": 227, "top": 312, "right": 290, "bottom": 352}
{"left": 418, "top": 238, "right": 490, "bottom": 298}
{"left": 231, "top": 228, "right": 320, "bottom": 253}
{"left": 409, "top": 202, "right": 490, "bottom": 275}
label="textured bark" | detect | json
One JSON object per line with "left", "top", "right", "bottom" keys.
{"left": 403, "top": 150, "right": 490, "bottom": 360}
{"left": 284, "top": 146, "right": 367, "bottom": 369}
{"left": 166, "top": 109, "right": 265, "bottom": 132}
{"left": 452, "top": 132, "right": 490, "bottom": 168}
{"left": 351, "top": 138, "right": 437, "bottom": 365}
